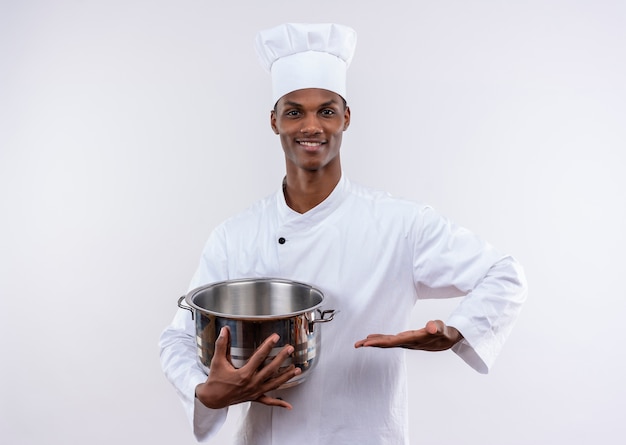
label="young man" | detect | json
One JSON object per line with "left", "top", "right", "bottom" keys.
{"left": 160, "top": 23, "right": 527, "bottom": 444}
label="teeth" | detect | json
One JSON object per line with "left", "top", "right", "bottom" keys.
{"left": 300, "top": 141, "right": 322, "bottom": 147}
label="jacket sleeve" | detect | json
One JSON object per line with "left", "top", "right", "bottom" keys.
{"left": 158, "top": 227, "right": 231, "bottom": 441}
{"left": 411, "top": 205, "right": 528, "bottom": 374}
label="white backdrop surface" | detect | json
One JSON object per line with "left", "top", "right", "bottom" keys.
{"left": 1, "top": 1, "right": 624, "bottom": 444}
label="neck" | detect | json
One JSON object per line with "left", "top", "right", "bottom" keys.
{"left": 283, "top": 165, "right": 341, "bottom": 214}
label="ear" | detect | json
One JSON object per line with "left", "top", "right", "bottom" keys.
{"left": 343, "top": 106, "right": 351, "bottom": 131}
{"left": 270, "top": 109, "right": 279, "bottom": 134}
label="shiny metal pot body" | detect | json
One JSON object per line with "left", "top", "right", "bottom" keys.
{"left": 177, "top": 278, "right": 335, "bottom": 388}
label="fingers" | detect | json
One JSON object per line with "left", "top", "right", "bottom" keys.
{"left": 425, "top": 320, "right": 444, "bottom": 335}
{"left": 201, "top": 329, "right": 301, "bottom": 410}
{"left": 256, "top": 394, "right": 294, "bottom": 410}
{"left": 354, "top": 323, "right": 446, "bottom": 350}
{"left": 238, "top": 333, "right": 301, "bottom": 391}
{"left": 354, "top": 334, "right": 385, "bottom": 348}
{"left": 211, "top": 326, "right": 232, "bottom": 368}
{"left": 246, "top": 339, "right": 301, "bottom": 409}
{"left": 262, "top": 364, "right": 302, "bottom": 394}
{"left": 253, "top": 364, "right": 301, "bottom": 409}
{"left": 255, "top": 345, "right": 303, "bottom": 388}
{"left": 354, "top": 333, "right": 407, "bottom": 348}
{"left": 243, "top": 333, "right": 281, "bottom": 374}
{"left": 225, "top": 326, "right": 232, "bottom": 363}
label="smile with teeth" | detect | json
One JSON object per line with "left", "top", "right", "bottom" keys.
{"left": 299, "top": 141, "right": 324, "bottom": 147}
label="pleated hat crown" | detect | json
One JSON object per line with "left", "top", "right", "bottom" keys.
{"left": 255, "top": 23, "right": 357, "bottom": 104}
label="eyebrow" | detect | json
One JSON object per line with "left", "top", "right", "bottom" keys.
{"left": 282, "top": 99, "right": 340, "bottom": 109}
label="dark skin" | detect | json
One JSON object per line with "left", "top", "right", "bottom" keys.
{"left": 354, "top": 319, "right": 463, "bottom": 351}
{"left": 195, "top": 88, "right": 463, "bottom": 411}
{"left": 195, "top": 327, "right": 300, "bottom": 410}
{"left": 270, "top": 88, "right": 349, "bottom": 213}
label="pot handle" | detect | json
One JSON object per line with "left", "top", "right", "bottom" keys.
{"left": 177, "top": 295, "right": 194, "bottom": 320}
{"left": 310, "top": 309, "right": 337, "bottom": 324}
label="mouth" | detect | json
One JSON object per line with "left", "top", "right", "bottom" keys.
{"left": 297, "top": 140, "right": 326, "bottom": 151}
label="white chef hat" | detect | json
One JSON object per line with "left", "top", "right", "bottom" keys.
{"left": 255, "top": 23, "right": 357, "bottom": 104}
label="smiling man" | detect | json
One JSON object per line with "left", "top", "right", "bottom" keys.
{"left": 159, "top": 23, "right": 527, "bottom": 444}
{"left": 272, "top": 88, "right": 349, "bottom": 213}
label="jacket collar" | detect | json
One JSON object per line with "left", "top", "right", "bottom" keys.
{"left": 277, "top": 173, "right": 349, "bottom": 227}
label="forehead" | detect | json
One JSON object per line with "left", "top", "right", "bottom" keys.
{"left": 276, "top": 88, "right": 344, "bottom": 109}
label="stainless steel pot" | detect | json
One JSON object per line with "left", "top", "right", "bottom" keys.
{"left": 177, "top": 278, "right": 336, "bottom": 388}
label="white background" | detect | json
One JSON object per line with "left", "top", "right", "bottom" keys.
{"left": 1, "top": 1, "right": 625, "bottom": 444}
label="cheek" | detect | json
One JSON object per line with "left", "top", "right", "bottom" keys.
{"left": 334, "top": 133, "right": 343, "bottom": 147}
{"left": 279, "top": 134, "right": 291, "bottom": 150}
{"left": 330, "top": 127, "right": 344, "bottom": 142}
{"left": 274, "top": 119, "right": 295, "bottom": 136}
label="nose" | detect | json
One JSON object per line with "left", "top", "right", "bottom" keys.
{"left": 300, "top": 115, "right": 323, "bottom": 135}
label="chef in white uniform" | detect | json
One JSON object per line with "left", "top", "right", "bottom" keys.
{"left": 159, "top": 23, "right": 527, "bottom": 444}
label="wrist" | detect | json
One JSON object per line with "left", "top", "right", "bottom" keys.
{"left": 195, "top": 382, "right": 227, "bottom": 409}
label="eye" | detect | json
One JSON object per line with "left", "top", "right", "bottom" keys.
{"left": 320, "top": 109, "right": 336, "bottom": 116}
{"left": 285, "top": 109, "right": 301, "bottom": 117}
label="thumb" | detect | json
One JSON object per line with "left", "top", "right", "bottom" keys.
{"left": 425, "top": 320, "right": 444, "bottom": 335}
{"left": 212, "top": 326, "right": 232, "bottom": 366}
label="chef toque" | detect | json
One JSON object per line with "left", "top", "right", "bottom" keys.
{"left": 255, "top": 23, "right": 357, "bottom": 104}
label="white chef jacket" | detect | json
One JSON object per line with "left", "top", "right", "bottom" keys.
{"left": 159, "top": 175, "right": 527, "bottom": 444}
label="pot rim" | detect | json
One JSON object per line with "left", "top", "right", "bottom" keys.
{"left": 185, "top": 277, "right": 325, "bottom": 320}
